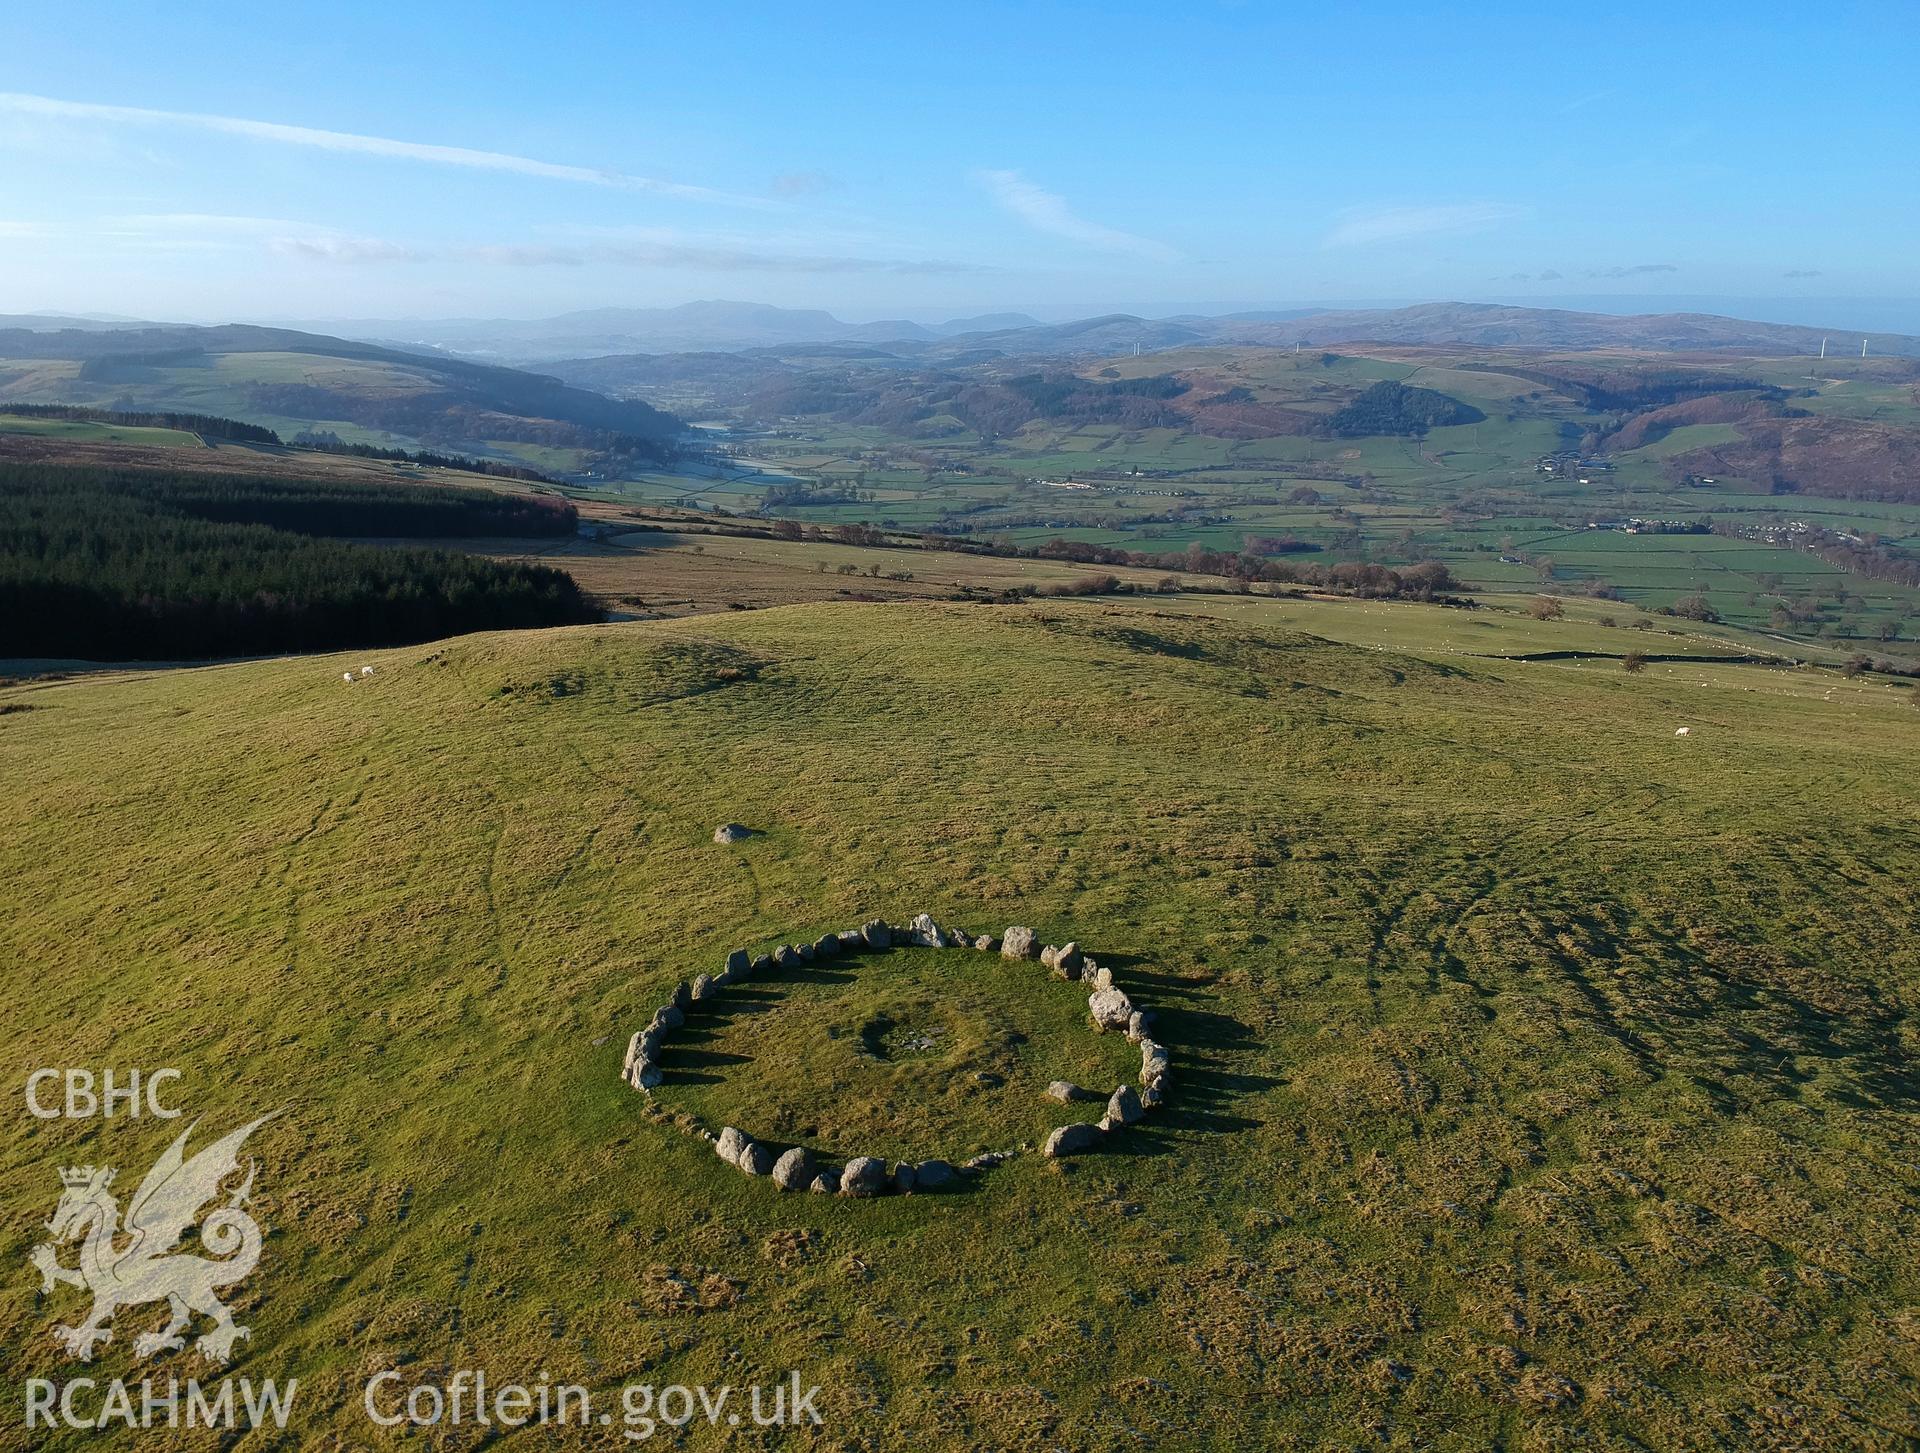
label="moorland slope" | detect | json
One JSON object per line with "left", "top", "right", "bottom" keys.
{"left": 1, "top": 602, "right": 1916, "bottom": 1448}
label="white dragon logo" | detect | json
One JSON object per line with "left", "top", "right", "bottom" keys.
{"left": 30, "top": 1115, "right": 276, "bottom": 1365}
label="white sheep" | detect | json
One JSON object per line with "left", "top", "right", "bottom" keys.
{"left": 361, "top": 665, "right": 375, "bottom": 677}
{"left": 342, "top": 672, "right": 354, "bottom": 684}
{"left": 1674, "top": 726, "right": 1691, "bottom": 736}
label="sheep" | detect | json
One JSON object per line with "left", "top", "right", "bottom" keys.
{"left": 342, "top": 672, "right": 354, "bottom": 684}
{"left": 360, "top": 665, "right": 375, "bottom": 677}
{"left": 1674, "top": 726, "right": 1691, "bottom": 736}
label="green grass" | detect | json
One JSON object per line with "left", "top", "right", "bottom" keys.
{"left": 665, "top": 946, "right": 1138, "bottom": 1162}
{"left": 671, "top": 344, "right": 1920, "bottom": 653}
{"left": 0, "top": 415, "right": 206, "bottom": 447}
{"left": 1, "top": 598, "right": 1917, "bottom": 1447}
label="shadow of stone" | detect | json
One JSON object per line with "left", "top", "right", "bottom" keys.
{"left": 1097, "top": 963, "right": 1216, "bottom": 1001}
{"left": 913, "top": 1175, "right": 986, "bottom": 1198}
{"left": 664, "top": 1047, "right": 749, "bottom": 1069}
{"left": 1150, "top": 1005, "right": 1256, "bottom": 1052}
{"left": 755, "top": 962, "right": 859, "bottom": 988}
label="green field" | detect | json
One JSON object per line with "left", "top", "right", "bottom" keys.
{"left": 3, "top": 597, "right": 1916, "bottom": 1448}
{"left": 0, "top": 414, "right": 206, "bottom": 448}
{"left": 637, "top": 345, "right": 1920, "bottom": 655}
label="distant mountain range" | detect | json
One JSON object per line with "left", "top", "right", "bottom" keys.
{"left": 7, "top": 300, "right": 1919, "bottom": 369}
{"left": 245, "top": 299, "right": 1920, "bottom": 365}
{"left": 259, "top": 301, "right": 1049, "bottom": 364}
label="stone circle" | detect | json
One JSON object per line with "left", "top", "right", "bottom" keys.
{"left": 617, "top": 915, "right": 1174, "bottom": 1197}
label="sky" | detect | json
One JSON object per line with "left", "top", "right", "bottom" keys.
{"left": 1, "top": 1, "right": 1916, "bottom": 327}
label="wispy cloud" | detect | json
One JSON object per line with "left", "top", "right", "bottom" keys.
{"left": 1783, "top": 268, "right": 1822, "bottom": 279}
{"left": 478, "top": 237, "right": 989, "bottom": 273}
{"left": 1323, "top": 203, "right": 1529, "bottom": 248}
{"left": 976, "top": 169, "right": 1177, "bottom": 261}
{"left": 1584, "top": 263, "right": 1678, "bottom": 278}
{"left": 1557, "top": 89, "right": 1617, "bottom": 115}
{"left": 1492, "top": 269, "right": 1564, "bottom": 282}
{"left": 271, "top": 235, "right": 428, "bottom": 264}
{"left": 771, "top": 170, "right": 838, "bottom": 197}
{"left": 108, "top": 214, "right": 987, "bottom": 273}
{"left": 0, "top": 91, "right": 765, "bottom": 207}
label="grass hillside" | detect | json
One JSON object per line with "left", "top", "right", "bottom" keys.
{"left": 2, "top": 600, "right": 1917, "bottom": 1448}
{"left": 0, "top": 323, "right": 681, "bottom": 472}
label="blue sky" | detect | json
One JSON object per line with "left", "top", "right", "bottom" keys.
{"left": 1, "top": 1, "right": 1915, "bottom": 324}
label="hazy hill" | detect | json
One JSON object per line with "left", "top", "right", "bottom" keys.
{"left": 0, "top": 312, "right": 154, "bottom": 332}
{"left": 298, "top": 301, "right": 1046, "bottom": 364}
{"left": 323, "top": 300, "right": 1920, "bottom": 365}
{"left": 0, "top": 322, "right": 682, "bottom": 463}
{"left": 1222, "top": 301, "right": 1920, "bottom": 357}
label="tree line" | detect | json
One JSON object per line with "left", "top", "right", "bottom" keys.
{"left": 779, "top": 518, "right": 1463, "bottom": 602}
{"left": 288, "top": 430, "right": 558, "bottom": 483}
{"left": 3, "top": 402, "right": 281, "bottom": 444}
{"left": 0, "top": 464, "right": 596, "bottom": 660}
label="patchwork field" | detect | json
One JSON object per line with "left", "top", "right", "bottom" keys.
{"left": 3, "top": 598, "right": 1916, "bottom": 1448}
{"left": 580, "top": 343, "right": 1920, "bottom": 654}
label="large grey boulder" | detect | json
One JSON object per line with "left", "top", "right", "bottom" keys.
{"left": 1055, "top": 942, "right": 1084, "bottom": 976}
{"left": 738, "top": 1142, "right": 774, "bottom": 1177}
{"left": 1046, "top": 1080, "right": 1099, "bottom": 1103}
{"left": 836, "top": 930, "right": 865, "bottom": 952}
{"left": 1126, "top": 1009, "right": 1152, "bottom": 1042}
{"left": 796, "top": 941, "right": 816, "bottom": 962}
{"left": 840, "top": 1156, "right": 889, "bottom": 1196}
{"left": 974, "top": 935, "right": 997, "bottom": 951}
{"left": 892, "top": 1161, "right": 918, "bottom": 1194}
{"left": 752, "top": 953, "right": 774, "bottom": 976}
{"left": 633, "top": 1063, "right": 662, "bottom": 1090}
{"left": 622, "top": 1032, "right": 646, "bottom": 1074}
{"left": 813, "top": 934, "right": 840, "bottom": 959}
{"left": 670, "top": 981, "right": 693, "bottom": 1012}
{"left": 690, "top": 973, "right": 717, "bottom": 1003}
{"left": 1043, "top": 1123, "right": 1103, "bottom": 1158}
{"left": 772, "top": 1146, "right": 815, "bottom": 1191}
{"left": 1107, "top": 1084, "right": 1144, "bottom": 1126}
{"left": 1141, "top": 1081, "right": 1165, "bottom": 1109}
{"left": 1088, "top": 964, "right": 1114, "bottom": 990}
{"left": 1001, "top": 926, "right": 1037, "bottom": 959}
{"left": 658, "top": 1003, "right": 685, "bottom": 1030}
{"left": 1089, "top": 987, "right": 1135, "bottom": 1032}
{"left": 772, "top": 944, "right": 802, "bottom": 970}
{"left": 725, "top": 948, "right": 751, "bottom": 978}
{"left": 916, "top": 1159, "right": 958, "bottom": 1190}
{"left": 809, "top": 1170, "right": 840, "bottom": 1194}
{"left": 906, "top": 913, "right": 948, "bottom": 947}
{"left": 715, "top": 1126, "right": 752, "bottom": 1167}
{"left": 860, "top": 919, "right": 892, "bottom": 949}
{"left": 713, "top": 823, "right": 751, "bottom": 844}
